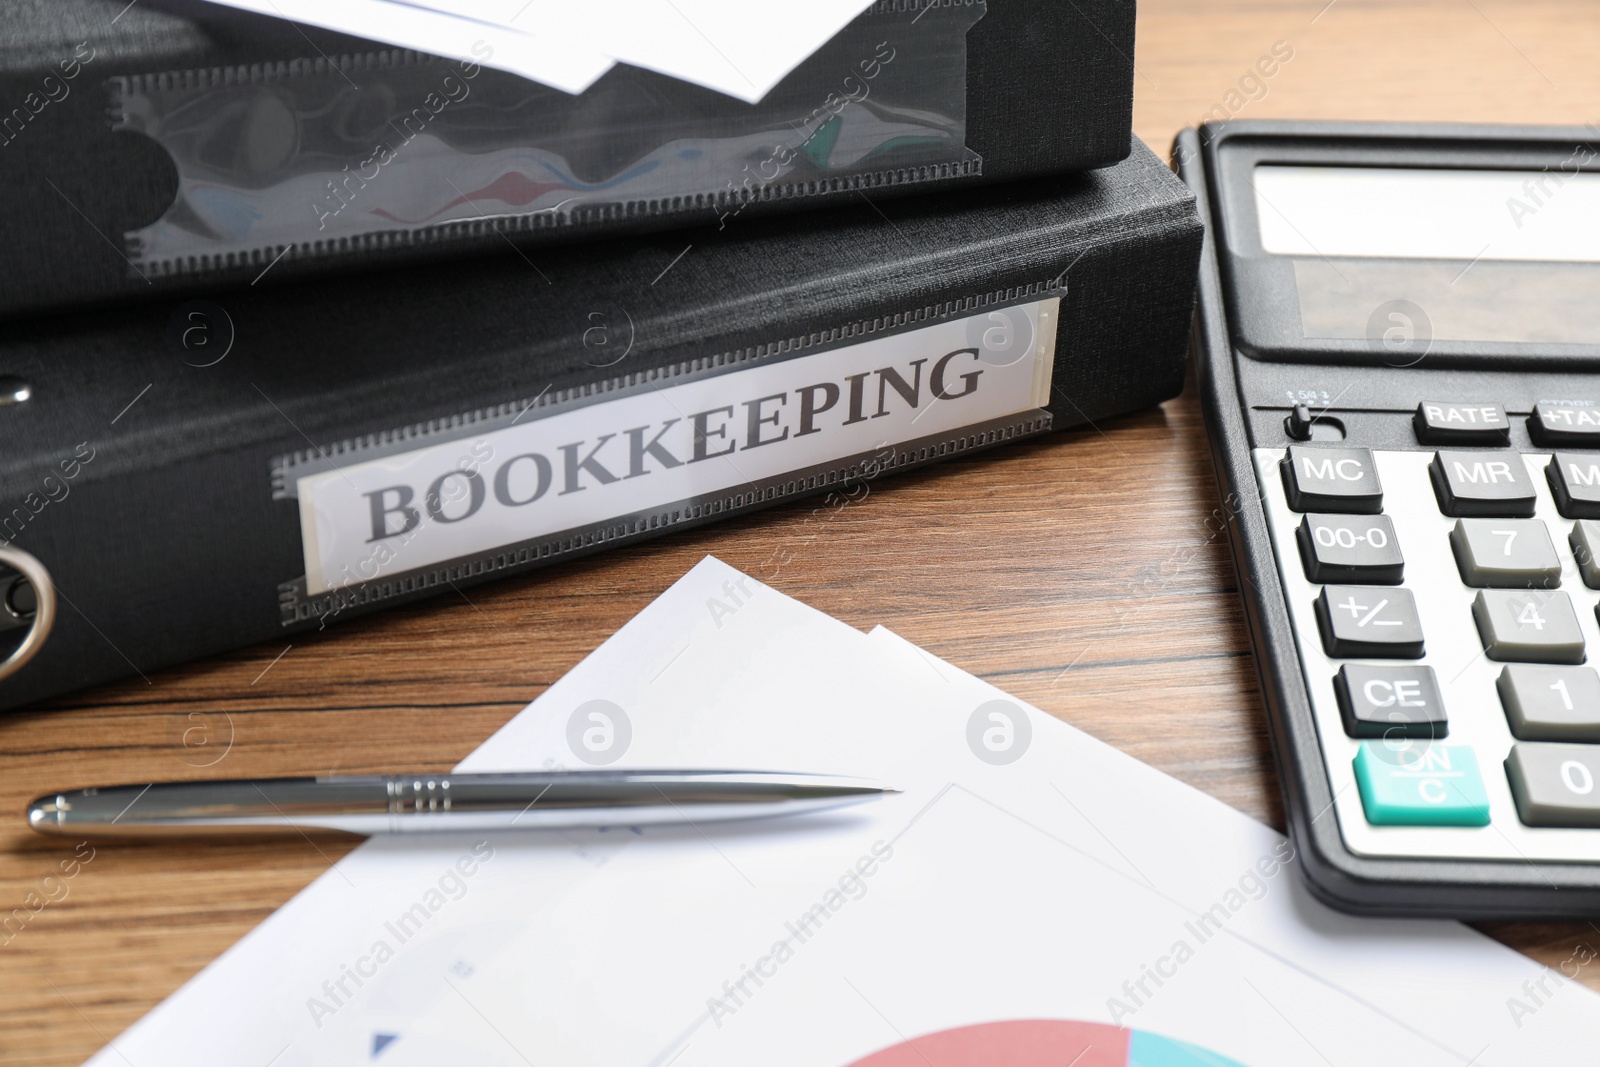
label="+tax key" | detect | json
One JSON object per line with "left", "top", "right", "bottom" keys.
{"left": 1531, "top": 403, "right": 1600, "bottom": 447}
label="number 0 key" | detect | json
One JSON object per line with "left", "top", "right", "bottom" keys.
{"left": 1507, "top": 743, "right": 1600, "bottom": 827}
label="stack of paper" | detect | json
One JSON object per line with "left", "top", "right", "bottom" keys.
{"left": 90, "top": 557, "right": 1600, "bottom": 1065}
{"left": 200, "top": 0, "right": 875, "bottom": 101}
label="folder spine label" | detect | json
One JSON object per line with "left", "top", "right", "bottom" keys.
{"left": 290, "top": 298, "right": 1058, "bottom": 597}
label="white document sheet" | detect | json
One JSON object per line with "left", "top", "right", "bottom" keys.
{"left": 398, "top": 0, "right": 875, "bottom": 100}
{"left": 201, "top": 0, "right": 874, "bottom": 101}
{"left": 208, "top": 0, "right": 615, "bottom": 95}
{"left": 87, "top": 558, "right": 1600, "bottom": 1065}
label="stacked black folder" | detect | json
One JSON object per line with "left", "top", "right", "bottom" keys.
{"left": 0, "top": 0, "right": 1201, "bottom": 709}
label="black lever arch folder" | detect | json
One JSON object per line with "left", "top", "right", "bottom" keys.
{"left": 0, "top": 139, "right": 1201, "bottom": 710}
{"left": 0, "top": 0, "right": 1136, "bottom": 320}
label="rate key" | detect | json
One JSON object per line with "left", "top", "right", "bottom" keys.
{"left": 1414, "top": 401, "right": 1510, "bottom": 445}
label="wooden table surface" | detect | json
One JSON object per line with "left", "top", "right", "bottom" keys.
{"left": 7, "top": 1, "right": 1600, "bottom": 1062}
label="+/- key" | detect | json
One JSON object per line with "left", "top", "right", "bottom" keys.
{"left": 1315, "top": 585, "right": 1424, "bottom": 658}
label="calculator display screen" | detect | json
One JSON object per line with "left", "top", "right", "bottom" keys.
{"left": 1252, "top": 165, "right": 1600, "bottom": 345}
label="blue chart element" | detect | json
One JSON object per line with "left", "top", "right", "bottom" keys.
{"left": 1129, "top": 1029, "right": 1249, "bottom": 1067}
{"left": 371, "top": 1033, "right": 400, "bottom": 1058}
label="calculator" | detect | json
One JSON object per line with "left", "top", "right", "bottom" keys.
{"left": 1178, "top": 121, "right": 1600, "bottom": 918}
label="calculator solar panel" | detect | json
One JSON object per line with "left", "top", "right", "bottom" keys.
{"left": 1180, "top": 120, "right": 1600, "bottom": 918}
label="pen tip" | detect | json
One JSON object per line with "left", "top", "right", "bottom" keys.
{"left": 26, "top": 794, "right": 63, "bottom": 833}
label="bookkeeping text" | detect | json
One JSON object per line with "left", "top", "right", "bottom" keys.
{"left": 292, "top": 297, "right": 1055, "bottom": 596}
{"left": 359, "top": 347, "right": 986, "bottom": 545}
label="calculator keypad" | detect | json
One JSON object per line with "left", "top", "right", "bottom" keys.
{"left": 1255, "top": 446, "right": 1600, "bottom": 862}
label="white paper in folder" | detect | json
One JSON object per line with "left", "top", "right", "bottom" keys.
{"left": 201, "top": 0, "right": 875, "bottom": 101}
{"left": 88, "top": 557, "right": 1600, "bottom": 1065}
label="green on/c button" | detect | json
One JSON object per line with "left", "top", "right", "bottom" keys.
{"left": 1353, "top": 743, "right": 1491, "bottom": 826}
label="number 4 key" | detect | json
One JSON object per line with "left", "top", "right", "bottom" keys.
{"left": 1474, "top": 590, "right": 1586, "bottom": 664}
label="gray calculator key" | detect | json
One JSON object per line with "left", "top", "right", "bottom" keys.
{"left": 1414, "top": 401, "right": 1510, "bottom": 445}
{"left": 1530, "top": 403, "right": 1600, "bottom": 447}
{"left": 1547, "top": 453, "right": 1600, "bottom": 519}
{"left": 1497, "top": 665, "right": 1600, "bottom": 741}
{"left": 1335, "top": 664, "right": 1446, "bottom": 739}
{"left": 1429, "top": 451, "right": 1536, "bottom": 517}
{"left": 1315, "top": 586, "right": 1424, "bottom": 658}
{"left": 1571, "top": 521, "right": 1600, "bottom": 589}
{"left": 1472, "top": 589, "right": 1586, "bottom": 664}
{"left": 1449, "top": 519, "right": 1560, "bottom": 588}
{"left": 1506, "top": 743, "right": 1600, "bottom": 827}
{"left": 1297, "top": 514, "right": 1403, "bottom": 584}
{"left": 1280, "top": 446, "right": 1382, "bottom": 513}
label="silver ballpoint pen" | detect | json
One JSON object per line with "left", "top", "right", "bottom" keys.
{"left": 27, "top": 770, "right": 897, "bottom": 838}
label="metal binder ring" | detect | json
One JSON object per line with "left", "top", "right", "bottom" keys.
{"left": 0, "top": 545, "right": 56, "bottom": 683}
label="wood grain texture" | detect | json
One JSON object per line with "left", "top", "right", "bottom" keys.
{"left": 6, "top": 2, "right": 1600, "bottom": 1062}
